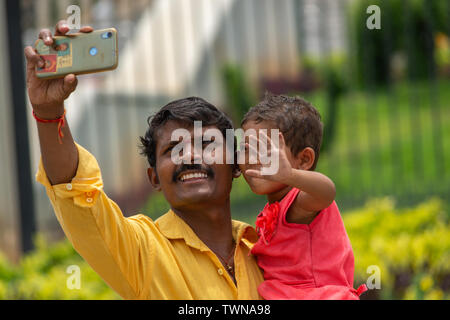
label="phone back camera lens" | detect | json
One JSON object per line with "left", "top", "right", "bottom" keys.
{"left": 101, "top": 32, "right": 113, "bottom": 39}
{"left": 89, "top": 47, "right": 98, "bottom": 56}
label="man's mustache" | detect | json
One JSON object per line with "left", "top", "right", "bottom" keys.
{"left": 172, "top": 163, "right": 215, "bottom": 182}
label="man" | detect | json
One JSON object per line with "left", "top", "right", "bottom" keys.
{"left": 24, "top": 21, "right": 263, "bottom": 299}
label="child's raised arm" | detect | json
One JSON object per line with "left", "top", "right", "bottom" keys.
{"left": 244, "top": 132, "right": 336, "bottom": 224}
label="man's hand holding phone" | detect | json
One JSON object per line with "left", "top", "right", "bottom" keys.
{"left": 24, "top": 20, "right": 94, "bottom": 185}
{"left": 24, "top": 20, "right": 93, "bottom": 119}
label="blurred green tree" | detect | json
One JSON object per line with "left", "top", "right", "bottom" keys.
{"left": 350, "top": 0, "right": 449, "bottom": 87}
{"left": 221, "top": 64, "right": 256, "bottom": 126}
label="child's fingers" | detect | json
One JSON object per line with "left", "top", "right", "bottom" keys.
{"left": 237, "top": 142, "right": 246, "bottom": 163}
{"left": 246, "top": 142, "right": 259, "bottom": 164}
{"left": 278, "top": 132, "right": 286, "bottom": 149}
{"left": 258, "top": 130, "right": 270, "bottom": 141}
{"left": 248, "top": 134, "right": 258, "bottom": 147}
{"left": 248, "top": 134, "right": 278, "bottom": 159}
{"left": 245, "top": 142, "right": 272, "bottom": 164}
{"left": 245, "top": 142, "right": 259, "bottom": 154}
{"left": 245, "top": 169, "right": 264, "bottom": 179}
{"left": 258, "top": 131, "right": 271, "bottom": 149}
{"left": 247, "top": 135, "right": 261, "bottom": 162}
{"left": 259, "top": 130, "right": 282, "bottom": 153}
{"left": 249, "top": 133, "right": 275, "bottom": 153}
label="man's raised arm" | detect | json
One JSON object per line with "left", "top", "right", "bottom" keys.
{"left": 24, "top": 20, "right": 93, "bottom": 185}
{"left": 23, "top": 21, "right": 157, "bottom": 300}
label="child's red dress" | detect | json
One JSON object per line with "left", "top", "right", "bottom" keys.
{"left": 251, "top": 187, "right": 367, "bottom": 300}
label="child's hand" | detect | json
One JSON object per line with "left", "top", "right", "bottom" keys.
{"left": 244, "top": 131, "right": 293, "bottom": 184}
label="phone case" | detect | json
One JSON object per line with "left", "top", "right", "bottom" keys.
{"left": 35, "top": 28, "right": 118, "bottom": 79}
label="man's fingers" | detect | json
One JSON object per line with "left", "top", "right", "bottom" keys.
{"left": 80, "top": 26, "right": 94, "bottom": 33}
{"left": 24, "top": 46, "right": 38, "bottom": 64}
{"left": 62, "top": 74, "right": 78, "bottom": 96}
{"left": 55, "top": 20, "right": 70, "bottom": 36}
{"left": 24, "top": 46, "right": 44, "bottom": 69}
{"left": 39, "top": 28, "right": 53, "bottom": 46}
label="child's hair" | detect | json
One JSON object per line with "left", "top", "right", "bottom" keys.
{"left": 241, "top": 92, "right": 323, "bottom": 170}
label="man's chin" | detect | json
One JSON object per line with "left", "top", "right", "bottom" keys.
{"left": 176, "top": 185, "right": 217, "bottom": 204}
{"left": 173, "top": 192, "right": 221, "bottom": 211}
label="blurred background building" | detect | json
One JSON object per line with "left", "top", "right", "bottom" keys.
{"left": 0, "top": 0, "right": 449, "bottom": 300}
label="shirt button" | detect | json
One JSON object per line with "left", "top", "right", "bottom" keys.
{"left": 86, "top": 192, "right": 93, "bottom": 197}
{"left": 217, "top": 268, "right": 224, "bottom": 276}
{"left": 86, "top": 197, "right": 93, "bottom": 203}
{"left": 66, "top": 184, "right": 73, "bottom": 191}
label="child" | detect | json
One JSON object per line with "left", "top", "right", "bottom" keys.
{"left": 239, "top": 93, "right": 367, "bottom": 300}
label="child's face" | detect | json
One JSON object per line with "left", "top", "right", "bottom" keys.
{"left": 240, "top": 120, "right": 297, "bottom": 195}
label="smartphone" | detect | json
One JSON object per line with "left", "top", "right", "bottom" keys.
{"left": 35, "top": 28, "right": 118, "bottom": 79}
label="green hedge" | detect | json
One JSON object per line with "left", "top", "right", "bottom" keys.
{"left": 345, "top": 198, "right": 449, "bottom": 300}
{"left": 0, "top": 236, "right": 119, "bottom": 300}
{"left": 1, "top": 198, "right": 448, "bottom": 299}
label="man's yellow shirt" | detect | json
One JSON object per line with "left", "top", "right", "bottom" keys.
{"left": 36, "top": 144, "right": 264, "bottom": 300}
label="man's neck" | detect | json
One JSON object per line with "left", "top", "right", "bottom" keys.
{"left": 172, "top": 200, "right": 235, "bottom": 255}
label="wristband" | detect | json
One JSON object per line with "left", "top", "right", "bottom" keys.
{"left": 32, "top": 109, "right": 66, "bottom": 144}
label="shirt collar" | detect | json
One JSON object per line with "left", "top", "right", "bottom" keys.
{"left": 156, "top": 210, "right": 258, "bottom": 252}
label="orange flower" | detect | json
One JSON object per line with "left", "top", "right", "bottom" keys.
{"left": 435, "top": 32, "right": 449, "bottom": 50}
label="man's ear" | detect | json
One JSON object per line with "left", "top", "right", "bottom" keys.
{"left": 147, "top": 167, "right": 161, "bottom": 191}
{"left": 298, "top": 147, "right": 316, "bottom": 171}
